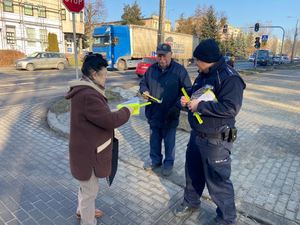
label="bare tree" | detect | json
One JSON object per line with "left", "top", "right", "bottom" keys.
{"left": 84, "top": 0, "right": 106, "bottom": 50}
{"left": 175, "top": 14, "right": 195, "bottom": 35}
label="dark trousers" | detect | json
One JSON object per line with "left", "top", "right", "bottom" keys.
{"left": 183, "top": 131, "right": 237, "bottom": 224}
{"left": 149, "top": 126, "right": 176, "bottom": 167}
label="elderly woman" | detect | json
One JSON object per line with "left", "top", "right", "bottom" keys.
{"left": 65, "top": 53, "right": 132, "bottom": 225}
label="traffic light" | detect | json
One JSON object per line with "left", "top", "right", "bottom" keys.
{"left": 254, "top": 23, "right": 259, "bottom": 32}
{"left": 254, "top": 37, "right": 261, "bottom": 49}
{"left": 223, "top": 24, "right": 228, "bottom": 33}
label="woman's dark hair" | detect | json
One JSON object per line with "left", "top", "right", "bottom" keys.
{"left": 81, "top": 53, "right": 108, "bottom": 78}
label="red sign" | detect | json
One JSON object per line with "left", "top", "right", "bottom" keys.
{"left": 63, "top": 0, "right": 84, "bottom": 13}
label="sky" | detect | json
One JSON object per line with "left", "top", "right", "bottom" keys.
{"left": 103, "top": 0, "right": 300, "bottom": 38}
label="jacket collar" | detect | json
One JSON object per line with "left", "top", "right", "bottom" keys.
{"left": 68, "top": 77, "right": 106, "bottom": 97}
{"left": 155, "top": 59, "right": 174, "bottom": 72}
{"left": 200, "top": 57, "right": 226, "bottom": 77}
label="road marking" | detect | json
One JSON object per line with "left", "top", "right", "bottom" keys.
{"left": 0, "top": 86, "right": 64, "bottom": 96}
{"left": 245, "top": 94, "right": 300, "bottom": 114}
{"left": 262, "top": 72, "right": 300, "bottom": 78}
{"left": 246, "top": 83, "right": 300, "bottom": 95}
{"left": 0, "top": 82, "right": 35, "bottom": 87}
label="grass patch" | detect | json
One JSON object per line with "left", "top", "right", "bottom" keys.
{"left": 50, "top": 98, "right": 70, "bottom": 114}
{"left": 68, "top": 55, "right": 83, "bottom": 67}
{"left": 50, "top": 88, "right": 123, "bottom": 115}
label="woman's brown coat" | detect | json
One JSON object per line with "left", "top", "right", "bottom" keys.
{"left": 65, "top": 80, "right": 130, "bottom": 181}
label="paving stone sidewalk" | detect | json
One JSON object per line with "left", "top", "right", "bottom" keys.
{"left": 0, "top": 68, "right": 299, "bottom": 225}
{"left": 0, "top": 103, "right": 257, "bottom": 225}
{"left": 51, "top": 69, "right": 300, "bottom": 224}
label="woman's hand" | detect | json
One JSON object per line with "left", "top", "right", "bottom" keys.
{"left": 125, "top": 106, "right": 134, "bottom": 115}
{"left": 188, "top": 99, "right": 201, "bottom": 112}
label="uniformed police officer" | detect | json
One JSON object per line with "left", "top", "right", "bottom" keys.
{"left": 174, "top": 39, "right": 246, "bottom": 225}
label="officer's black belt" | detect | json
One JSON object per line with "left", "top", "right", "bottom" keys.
{"left": 196, "top": 131, "right": 228, "bottom": 140}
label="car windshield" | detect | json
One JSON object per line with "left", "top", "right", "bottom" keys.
{"left": 93, "top": 35, "right": 110, "bottom": 46}
{"left": 142, "top": 58, "right": 156, "bottom": 64}
{"left": 258, "top": 51, "right": 268, "bottom": 57}
{"left": 27, "top": 52, "right": 39, "bottom": 58}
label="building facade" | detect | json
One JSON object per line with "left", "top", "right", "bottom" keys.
{"left": 0, "top": 0, "right": 84, "bottom": 55}
{"left": 100, "top": 15, "right": 172, "bottom": 32}
{"left": 142, "top": 15, "right": 172, "bottom": 32}
{"left": 220, "top": 25, "right": 241, "bottom": 40}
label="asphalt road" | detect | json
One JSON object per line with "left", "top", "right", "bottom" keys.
{"left": 0, "top": 61, "right": 254, "bottom": 108}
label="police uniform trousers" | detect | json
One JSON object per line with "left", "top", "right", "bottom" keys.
{"left": 183, "top": 131, "right": 237, "bottom": 224}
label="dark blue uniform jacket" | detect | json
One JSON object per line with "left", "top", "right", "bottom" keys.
{"left": 188, "top": 57, "right": 246, "bottom": 134}
{"left": 140, "top": 60, "right": 192, "bottom": 128}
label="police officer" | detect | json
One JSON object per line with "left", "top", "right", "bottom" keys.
{"left": 140, "top": 43, "right": 191, "bottom": 176}
{"left": 174, "top": 39, "right": 246, "bottom": 225}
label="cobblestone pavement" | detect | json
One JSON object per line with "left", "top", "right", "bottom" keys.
{"left": 0, "top": 68, "right": 299, "bottom": 225}
{"left": 0, "top": 103, "right": 257, "bottom": 225}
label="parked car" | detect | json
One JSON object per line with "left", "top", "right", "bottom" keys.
{"left": 248, "top": 54, "right": 256, "bottom": 62}
{"left": 281, "top": 56, "right": 290, "bottom": 64}
{"left": 273, "top": 56, "right": 282, "bottom": 64}
{"left": 293, "top": 56, "right": 300, "bottom": 62}
{"left": 273, "top": 55, "right": 290, "bottom": 64}
{"left": 224, "top": 55, "right": 235, "bottom": 67}
{"left": 16, "top": 52, "right": 69, "bottom": 71}
{"left": 255, "top": 50, "right": 273, "bottom": 66}
{"left": 135, "top": 56, "right": 157, "bottom": 77}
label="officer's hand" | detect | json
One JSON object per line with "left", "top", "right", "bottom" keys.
{"left": 188, "top": 99, "right": 200, "bottom": 112}
{"left": 142, "top": 91, "right": 150, "bottom": 100}
{"left": 180, "top": 96, "right": 189, "bottom": 107}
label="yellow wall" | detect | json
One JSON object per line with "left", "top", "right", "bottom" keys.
{"left": 1, "top": 0, "right": 84, "bottom": 34}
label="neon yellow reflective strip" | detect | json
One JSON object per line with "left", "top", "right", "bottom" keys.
{"left": 182, "top": 88, "right": 203, "bottom": 124}
{"left": 139, "top": 102, "right": 152, "bottom": 107}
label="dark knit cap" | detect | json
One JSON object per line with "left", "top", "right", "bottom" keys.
{"left": 193, "top": 39, "right": 222, "bottom": 63}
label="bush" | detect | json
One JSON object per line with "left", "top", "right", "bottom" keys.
{"left": 46, "top": 33, "right": 59, "bottom": 52}
{"left": 0, "top": 50, "right": 25, "bottom": 66}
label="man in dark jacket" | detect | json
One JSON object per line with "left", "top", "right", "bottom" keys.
{"left": 140, "top": 43, "right": 192, "bottom": 176}
{"left": 174, "top": 39, "right": 246, "bottom": 225}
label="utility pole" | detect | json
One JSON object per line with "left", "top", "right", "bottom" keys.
{"left": 291, "top": 19, "right": 298, "bottom": 63}
{"left": 157, "top": 0, "right": 166, "bottom": 46}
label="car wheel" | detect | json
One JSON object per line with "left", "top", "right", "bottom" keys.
{"left": 26, "top": 64, "right": 35, "bottom": 71}
{"left": 117, "top": 60, "right": 126, "bottom": 71}
{"left": 57, "top": 63, "right": 65, "bottom": 70}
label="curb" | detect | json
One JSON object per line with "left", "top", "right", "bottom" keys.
{"left": 47, "top": 110, "right": 69, "bottom": 139}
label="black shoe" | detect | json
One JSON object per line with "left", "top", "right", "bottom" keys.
{"left": 173, "top": 203, "right": 199, "bottom": 217}
{"left": 161, "top": 166, "right": 173, "bottom": 176}
{"left": 143, "top": 162, "right": 162, "bottom": 171}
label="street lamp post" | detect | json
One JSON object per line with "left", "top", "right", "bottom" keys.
{"left": 157, "top": 0, "right": 166, "bottom": 46}
{"left": 291, "top": 19, "right": 298, "bottom": 63}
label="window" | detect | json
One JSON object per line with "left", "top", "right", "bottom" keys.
{"left": 26, "top": 28, "right": 36, "bottom": 46}
{"left": 80, "top": 11, "right": 83, "bottom": 22}
{"left": 40, "top": 29, "right": 47, "bottom": 42}
{"left": 69, "top": 12, "right": 76, "bottom": 21}
{"left": 24, "top": 4, "right": 33, "bottom": 16}
{"left": 93, "top": 35, "right": 110, "bottom": 46}
{"left": 3, "top": 0, "right": 13, "bottom": 12}
{"left": 6, "top": 26, "right": 16, "bottom": 44}
{"left": 38, "top": 6, "right": 46, "bottom": 18}
{"left": 61, "top": 9, "right": 66, "bottom": 20}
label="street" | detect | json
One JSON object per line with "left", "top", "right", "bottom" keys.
{"left": 0, "top": 68, "right": 141, "bottom": 108}
{"left": 0, "top": 60, "right": 257, "bottom": 108}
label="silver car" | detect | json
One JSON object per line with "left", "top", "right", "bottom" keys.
{"left": 16, "top": 52, "right": 68, "bottom": 71}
